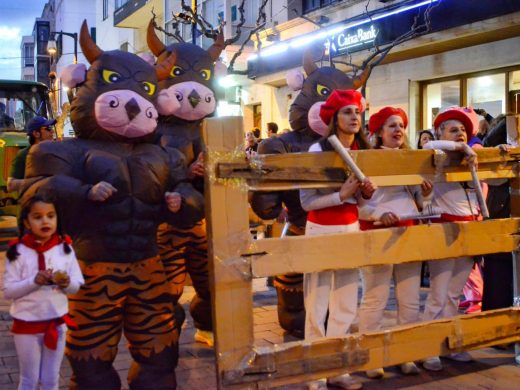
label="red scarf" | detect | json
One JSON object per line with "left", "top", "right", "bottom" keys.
{"left": 9, "top": 233, "right": 76, "bottom": 350}
{"left": 9, "top": 233, "right": 72, "bottom": 271}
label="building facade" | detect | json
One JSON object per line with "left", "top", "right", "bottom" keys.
{"left": 246, "top": 0, "right": 520, "bottom": 143}
{"left": 26, "top": 1, "right": 520, "bottom": 143}
{"left": 20, "top": 36, "right": 35, "bottom": 81}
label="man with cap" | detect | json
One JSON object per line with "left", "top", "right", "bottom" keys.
{"left": 7, "top": 116, "right": 56, "bottom": 193}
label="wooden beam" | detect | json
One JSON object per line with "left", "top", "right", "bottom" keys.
{"left": 222, "top": 308, "right": 520, "bottom": 387}
{"left": 203, "top": 117, "right": 255, "bottom": 388}
{"left": 247, "top": 218, "right": 520, "bottom": 277}
{"left": 218, "top": 148, "right": 520, "bottom": 188}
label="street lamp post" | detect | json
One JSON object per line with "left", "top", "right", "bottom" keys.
{"left": 47, "top": 31, "right": 78, "bottom": 105}
{"left": 47, "top": 31, "right": 78, "bottom": 64}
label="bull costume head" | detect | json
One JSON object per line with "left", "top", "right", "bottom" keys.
{"left": 287, "top": 47, "right": 369, "bottom": 136}
{"left": 147, "top": 20, "right": 224, "bottom": 123}
{"left": 65, "top": 21, "right": 179, "bottom": 142}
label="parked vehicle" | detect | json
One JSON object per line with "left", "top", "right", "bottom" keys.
{"left": 0, "top": 80, "right": 53, "bottom": 216}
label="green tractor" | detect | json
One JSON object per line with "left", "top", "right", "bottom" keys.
{"left": 0, "top": 80, "right": 53, "bottom": 247}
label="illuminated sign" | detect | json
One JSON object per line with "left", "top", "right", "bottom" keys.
{"left": 329, "top": 25, "right": 379, "bottom": 54}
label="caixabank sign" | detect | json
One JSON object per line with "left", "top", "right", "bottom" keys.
{"left": 248, "top": 0, "right": 520, "bottom": 79}
{"left": 328, "top": 24, "right": 379, "bottom": 56}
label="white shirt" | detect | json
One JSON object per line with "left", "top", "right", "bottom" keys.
{"left": 3, "top": 243, "right": 84, "bottom": 321}
{"left": 423, "top": 141, "right": 479, "bottom": 216}
{"left": 359, "top": 184, "right": 424, "bottom": 221}
{"left": 300, "top": 142, "right": 357, "bottom": 211}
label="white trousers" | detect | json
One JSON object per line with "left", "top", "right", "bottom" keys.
{"left": 423, "top": 257, "right": 474, "bottom": 321}
{"left": 13, "top": 324, "right": 66, "bottom": 390}
{"left": 304, "top": 221, "right": 360, "bottom": 340}
{"left": 359, "top": 262, "right": 421, "bottom": 332}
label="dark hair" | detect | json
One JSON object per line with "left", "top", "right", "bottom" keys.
{"left": 417, "top": 130, "right": 434, "bottom": 149}
{"left": 28, "top": 132, "right": 38, "bottom": 145}
{"left": 7, "top": 194, "right": 71, "bottom": 261}
{"left": 267, "top": 122, "right": 278, "bottom": 134}
{"left": 252, "top": 127, "right": 261, "bottom": 138}
{"left": 319, "top": 109, "right": 371, "bottom": 151}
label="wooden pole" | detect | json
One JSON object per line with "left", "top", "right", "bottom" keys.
{"left": 327, "top": 134, "right": 366, "bottom": 181}
{"left": 203, "top": 116, "right": 254, "bottom": 388}
{"left": 470, "top": 164, "right": 490, "bottom": 218}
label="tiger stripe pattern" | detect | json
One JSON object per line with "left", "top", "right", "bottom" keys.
{"left": 157, "top": 219, "right": 212, "bottom": 330}
{"left": 66, "top": 257, "right": 177, "bottom": 363}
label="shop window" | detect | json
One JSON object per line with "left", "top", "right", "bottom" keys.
{"left": 509, "top": 70, "right": 520, "bottom": 114}
{"left": 424, "top": 80, "right": 460, "bottom": 130}
{"left": 467, "top": 74, "right": 505, "bottom": 118}
{"left": 103, "top": 0, "right": 109, "bottom": 20}
{"left": 253, "top": 104, "right": 261, "bottom": 129}
{"left": 303, "top": 0, "right": 337, "bottom": 14}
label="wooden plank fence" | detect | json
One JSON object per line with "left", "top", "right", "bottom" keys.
{"left": 203, "top": 116, "right": 520, "bottom": 389}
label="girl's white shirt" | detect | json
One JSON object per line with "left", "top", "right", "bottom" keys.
{"left": 3, "top": 243, "right": 84, "bottom": 321}
{"left": 300, "top": 142, "right": 357, "bottom": 211}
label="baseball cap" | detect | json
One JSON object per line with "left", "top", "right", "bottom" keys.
{"left": 27, "top": 116, "right": 57, "bottom": 134}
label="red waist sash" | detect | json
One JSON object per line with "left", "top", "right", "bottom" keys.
{"left": 12, "top": 314, "right": 78, "bottom": 350}
{"left": 307, "top": 203, "right": 358, "bottom": 225}
{"left": 359, "top": 219, "right": 416, "bottom": 231}
{"left": 431, "top": 213, "right": 476, "bottom": 223}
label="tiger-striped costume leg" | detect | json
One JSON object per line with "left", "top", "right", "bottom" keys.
{"left": 274, "top": 227, "right": 305, "bottom": 338}
{"left": 66, "top": 257, "right": 178, "bottom": 390}
{"left": 158, "top": 219, "right": 212, "bottom": 331}
{"left": 157, "top": 222, "right": 187, "bottom": 333}
{"left": 184, "top": 219, "right": 212, "bottom": 330}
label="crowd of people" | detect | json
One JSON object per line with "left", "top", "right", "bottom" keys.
{"left": 248, "top": 89, "right": 513, "bottom": 390}
{"left": 1, "top": 82, "right": 515, "bottom": 389}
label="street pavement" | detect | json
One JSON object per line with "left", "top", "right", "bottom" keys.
{"left": 1, "top": 254, "right": 519, "bottom": 389}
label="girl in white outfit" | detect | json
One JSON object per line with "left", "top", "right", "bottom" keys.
{"left": 3, "top": 195, "right": 84, "bottom": 390}
{"left": 358, "top": 107, "right": 433, "bottom": 379}
{"left": 300, "top": 89, "right": 376, "bottom": 390}
{"left": 421, "top": 107, "right": 479, "bottom": 371}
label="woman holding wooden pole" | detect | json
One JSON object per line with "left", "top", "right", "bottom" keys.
{"left": 357, "top": 107, "right": 433, "bottom": 379}
{"left": 300, "top": 89, "right": 376, "bottom": 390}
{"left": 421, "top": 107, "right": 480, "bottom": 371}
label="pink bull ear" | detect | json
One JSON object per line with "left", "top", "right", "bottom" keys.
{"left": 60, "top": 63, "right": 87, "bottom": 88}
{"left": 139, "top": 52, "right": 156, "bottom": 66}
{"left": 286, "top": 69, "right": 304, "bottom": 91}
{"left": 214, "top": 60, "right": 227, "bottom": 79}
{"left": 157, "top": 88, "right": 182, "bottom": 116}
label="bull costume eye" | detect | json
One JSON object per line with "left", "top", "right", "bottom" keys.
{"left": 205, "top": 95, "right": 212, "bottom": 103}
{"left": 142, "top": 81, "right": 156, "bottom": 96}
{"left": 170, "top": 66, "right": 185, "bottom": 77}
{"left": 102, "top": 69, "right": 123, "bottom": 84}
{"left": 316, "top": 83, "right": 331, "bottom": 97}
{"left": 199, "top": 69, "right": 211, "bottom": 80}
{"left": 175, "top": 91, "right": 183, "bottom": 102}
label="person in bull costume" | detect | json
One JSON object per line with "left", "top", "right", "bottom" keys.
{"left": 250, "top": 47, "right": 369, "bottom": 338}
{"left": 20, "top": 21, "right": 204, "bottom": 389}
{"left": 146, "top": 20, "right": 224, "bottom": 346}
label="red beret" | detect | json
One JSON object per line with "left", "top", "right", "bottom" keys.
{"left": 319, "top": 89, "right": 366, "bottom": 126}
{"left": 433, "top": 107, "right": 474, "bottom": 140}
{"left": 368, "top": 107, "right": 408, "bottom": 135}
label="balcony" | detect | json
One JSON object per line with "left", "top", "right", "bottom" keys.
{"left": 114, "top": 0, "right": 163, "bottom": 28}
